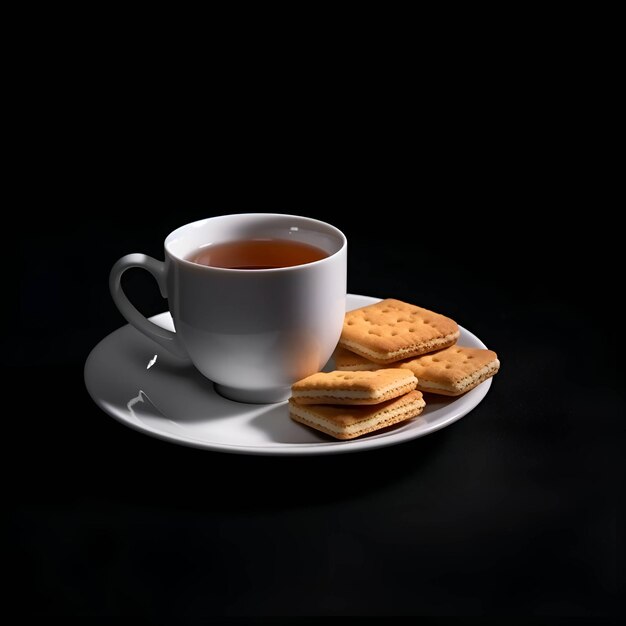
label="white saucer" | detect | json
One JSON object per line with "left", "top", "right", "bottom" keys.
{"left": 85, "top": 294, "right": 493, "bottom": 456}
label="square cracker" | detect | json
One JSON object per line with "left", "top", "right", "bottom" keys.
{"left": 339, "top": 298, "right": 460, "bottom": 364}
{"left": 334, "top": 346, "right": 381, "bottom": 371}
{"left": 288, "top": 390, "right": 425, "bottom": 440}
{"left": 291, "top": 369, "right": 417, "bottom": 405}
{"left": 400, "top": 346, "right": 500, "bottom": 396}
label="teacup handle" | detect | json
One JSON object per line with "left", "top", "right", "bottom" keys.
{"left": 110, "top": 254, "right": 189, "bottom": 359}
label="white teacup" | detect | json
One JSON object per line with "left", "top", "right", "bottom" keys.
{"left": 110, "top": 214, "right": 347, "bottom": 403}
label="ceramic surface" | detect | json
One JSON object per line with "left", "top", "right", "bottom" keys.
{"left": 110, "top": 214, "right": 347, "bottom": 402}
{"left": 85, "top": 294, "right": 493, "bottom": 456}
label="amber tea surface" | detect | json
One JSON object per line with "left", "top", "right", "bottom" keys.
{"left": 187, "top": 238, "right": 328, "bottom": 270}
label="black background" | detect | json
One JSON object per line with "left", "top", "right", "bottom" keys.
{"left": 9, "top": 88, "right": 624, "bottom": 622}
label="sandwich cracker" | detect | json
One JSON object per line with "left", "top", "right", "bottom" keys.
{"left": 339, "top": 298, "right": 459, "bottom": 364}
{"left": 288, "top": 390, "right": 425, "bottom": 440}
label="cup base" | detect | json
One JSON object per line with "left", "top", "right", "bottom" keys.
{"left": 214, "top": 384, "right": 291, "bottom": 404}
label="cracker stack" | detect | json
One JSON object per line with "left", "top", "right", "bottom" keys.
{"left": 335, "top": 298, "right": 500, "bottom": 397}
{"left": 289, "top": 298, "right": 500, "bottom": 440}
{"left": 289, "top": 369, "right": 425, "bottom": 440}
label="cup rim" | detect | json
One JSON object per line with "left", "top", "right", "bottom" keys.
{"left": 164, "top": 213, "right": 347, "bottom": 272}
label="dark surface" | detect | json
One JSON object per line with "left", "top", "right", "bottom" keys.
{"left": 11, "top": 161, "right": 624, "bottom": 622}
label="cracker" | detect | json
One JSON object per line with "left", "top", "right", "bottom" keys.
{"left": 291, "top": 368, "right": 417, "bottom": 405}
{"left": 400, "top": 346, "right": 500, "bottom": 396}
{"left": 334, "top": 346, "right": 380, "bottom": 371}
{"left": 339, "top": 298, "right": 460, "bottom": 364}
{"left": 288, "top": 390, "right": 425, "bottom": 440}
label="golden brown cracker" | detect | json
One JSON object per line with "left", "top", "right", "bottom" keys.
{"left": 333, "top": 346, "right": 381, "bottom": 371}
{"left": 291, "top": 368, "right": 417, "bottom": 405}
{"left": 400, "top": 346, "right": 499, "bottom": 396}
{"left": 339, "top": 298, "right": 459, "bottom": 364}
{"left": 288, "top": 390, "right": 425, "bottom": 440}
